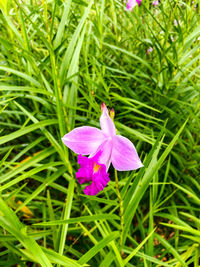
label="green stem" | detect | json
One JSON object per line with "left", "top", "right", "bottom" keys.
{"left": 114, "top": 169, "right": 124, "bottom": 249}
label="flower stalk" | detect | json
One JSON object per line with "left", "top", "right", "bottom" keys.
{"left": 115, "top": 169, "right": 124, "bottom": 249}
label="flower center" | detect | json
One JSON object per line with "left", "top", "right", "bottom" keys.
{"left": 93, "top": 163, "right": 101, "bottom": 173}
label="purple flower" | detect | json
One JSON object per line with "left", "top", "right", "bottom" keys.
{"left": 174, "top": 19, "right": 182, "bottom": 27}
{"left": 153, "top": 0, "right": 159, "bottom": 6}
{"left": 174, "top": 19, "right": 178, "bottom": 26}
{"left": 146, "top": 47, "right": 153, "bottom": 54}
{"left": 126, "top": 0, "right": 142, "bottom": 11}
{"left": 62, "top": 103, "right": 143, "bottom": 195}
{"left": 76, "top": 151, "right": 109, "bottom": 195}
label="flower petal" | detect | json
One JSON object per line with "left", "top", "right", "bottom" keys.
{"left": 90, "top": 140, "right": 113, "bottom": 171}
{"left": 127, "top": 0, "right": 137, "bottom": 10}
{"left": 136, "top": 0, "right": 142, "bottom": 6}
{"left": 111, "top": 135, "right": 143, "bottom": 171}
{"left": 100, "top": 103, "right": 116, "bottom": 136}
{"left": 76, "top": 155, "right": 93, "bottom": 184}
{"left": 84, "top": 164, "right": 109, "bottom": 195}
{"left": 84, "top": 182, "right": 99, "bottom": 195}
{"left": 62, "top": 126, "right": 106, "bottom": 155}
{"left": 126, "top": 0, "right": 141, "bottom": 10}
{"left": 76, "top": 152, "right": 110, "bottom": 195}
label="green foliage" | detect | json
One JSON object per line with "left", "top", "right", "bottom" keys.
{"left": 0, "top": 0, "right": 199, "bottom": 266}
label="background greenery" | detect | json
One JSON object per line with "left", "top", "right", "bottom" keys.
{"left": 0, "top": 0, "right": 199, "bottom": 266}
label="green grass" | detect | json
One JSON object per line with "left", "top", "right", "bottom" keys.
{"left": 0, "top": 0, "right": 200, "bottom": 266}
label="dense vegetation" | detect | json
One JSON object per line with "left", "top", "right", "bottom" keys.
{"left": 0, "top": 0, "right": 199, "bottom": 266}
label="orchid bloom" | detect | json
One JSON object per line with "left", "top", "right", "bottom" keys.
{"left": 174, "top": 19, "right": 182, "bottom": 27}
{"left": 174, "top": 19, "right": 178, "bottom": 26}
{"left": 146, "top": 47, "right": 153, "bottom": 54}
{"left": 126, "top": 0, "right": 142, "bottom": 11}
{"left": 62, "top": 103, "right": 143, "bottom": 195}
{"left": 153, "top": 0, "right": 159, "bottom": 6}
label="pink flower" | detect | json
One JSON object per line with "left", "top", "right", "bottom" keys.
{"left": 153, "top": 0, "right": 159, "bottom": 6}
{"left": 174, "top": 19, "right": 182, "bottom": 27}
{"left": 146, "top": 47, "right": 153, "bottom": 54}
{"left": 76, "top": 151, "right": 109, "bottom": 195}
{"left": 126, "top": 0, "right": 142, "bottom": 11}
{"left": 62, "top": 103, "right": 143, "bottom": 195}
{"left": 174, "top": 19, "right": 178, "bottom": 26}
